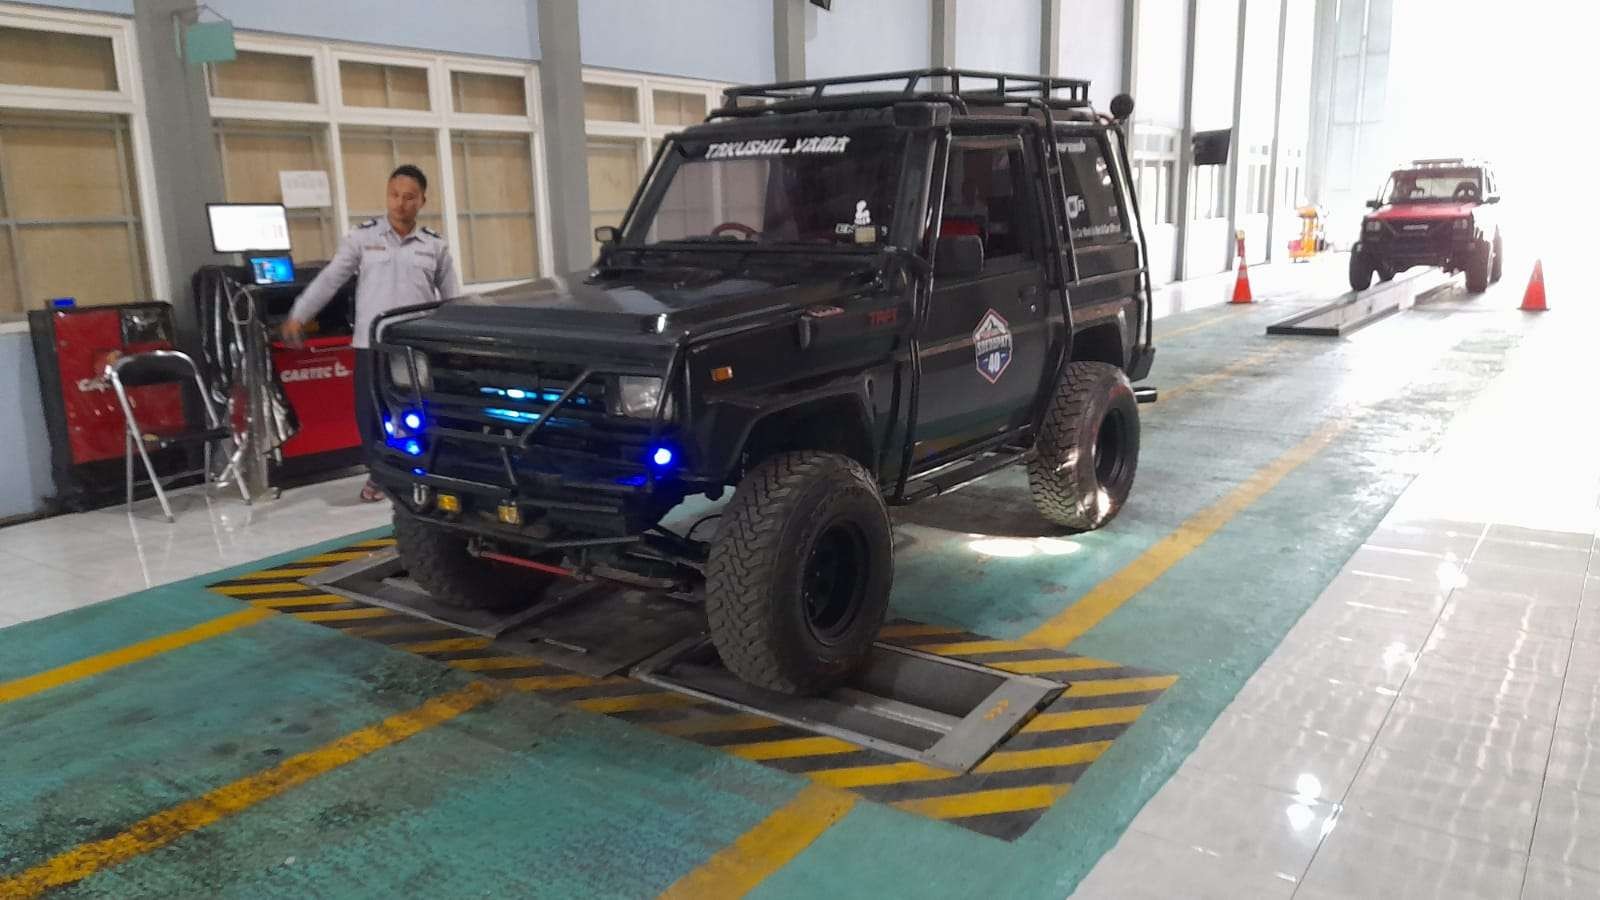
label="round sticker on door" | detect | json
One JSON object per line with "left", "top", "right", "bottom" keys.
{"left": 972, "top": 309, "right": 1013, "bottom": 384}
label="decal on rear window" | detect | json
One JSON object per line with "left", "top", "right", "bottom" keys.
{"left": 703, "top": 136, "right": 853, "bottom": 160}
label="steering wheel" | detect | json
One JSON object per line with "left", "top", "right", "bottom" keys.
{"left": 1452, "top": 182, "right": 1480, "bottom": 202}
{"left": 710, "top": 221, "right": 760, "bottom": 240}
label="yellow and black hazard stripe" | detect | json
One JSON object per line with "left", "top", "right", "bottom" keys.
{"left": 208, "top": 539, "right": 1175, "bottom": 842}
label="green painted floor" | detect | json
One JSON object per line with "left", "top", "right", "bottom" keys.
{"left": 0, "top": 270, "right": 1543, "bottom": 898}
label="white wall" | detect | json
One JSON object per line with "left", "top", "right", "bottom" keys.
{"left": 1134, "top": 0, "right": 1187, "bottom": 127}
{"left": 805, "top": 0, "right": 930, "bottom": 79}
{"left": 955, "top": 0, "right": 1041, "bottom": 72}
{"left": 580, "top": 0, "right": 772, "bottom": 82}
{"left": 208, "top": 0, "right": 540, "bottom": 60}
{"left": 1059, "top": 0, "right": 1126, "bottom": 106}
{"left": 0, "top": 331, "right": 55, "bottom": 521}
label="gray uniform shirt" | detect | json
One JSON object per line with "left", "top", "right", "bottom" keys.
{"left": 289, "top": 217, "right": 460, "bottom": 348}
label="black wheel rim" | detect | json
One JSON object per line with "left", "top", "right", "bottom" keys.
{"left": 1094, "top": 408, "right": 1130, "bottom": 488}
{"left": 802, "top": 520, "right": 869, "bottom": 644}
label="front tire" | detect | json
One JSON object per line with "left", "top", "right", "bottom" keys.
{"left": 705, "top": 451, "right": 893, "bottom": 696}
{"left": 1028, "top": 361, "right": 1141, "bottom": 532}
{"left": 1349, "top": 252, "right": 1376, "bottom": 292}
{"left": 393, "top": 510, "right": 559, "bottom": 610}
{"left": 1465, "top": 241, "right": 1491, "bottom": 293}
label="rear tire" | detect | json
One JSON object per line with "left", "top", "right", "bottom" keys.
{"left": 1490, "top": 234, "right": 1504, "bottom": 283}
{"left": 1349, "top": 252, "right": 1375, "bottom": 292}
{"left": 392, "top": 510, "right": 559, "bottom": 610}
{"left": 1465, "top": 241, "right": 1491, "bottom": 294}
{"left": 705, "top": 451, "right": 893, "bottom": 696}
{"left": 1378, "top": 265, "right": 1396, "bottom": 283}
{"left": 1028, "top": 361, "right": 1141, "bottom": 532}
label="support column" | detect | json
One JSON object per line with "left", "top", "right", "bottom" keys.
{"left": 1041, "top": 0, "right": 1061, "bottom": 75}
{"left": 1221, "top": 0, "right": 1249, "bottom": 269}
{"left": 1263, "top": 0, "right": 1291, "bottom": 262}
{"left": 931, "top": 0, "right": 957, "bottom": 67}
{"left": 1172, "top": 0, "right": 1199, "bottom": 279}
{"left": 774, "top": 0, "right": 805, "bottom": 81}
{"left": 537, "top": 0, "right": 593, "bottom": 274}
{"left": 131, "top": 0, "right": 226, "bottom": 344}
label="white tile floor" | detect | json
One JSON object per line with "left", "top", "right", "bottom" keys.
{"left": 1074, "top": 295, "right": 1600, "bottom": 897}
{"left": 0, "top": 474, "right": 393, "bottom": 627}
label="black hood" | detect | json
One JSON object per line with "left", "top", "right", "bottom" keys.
{"left": 391, "top": 253, "right": 887, "bottom": 351}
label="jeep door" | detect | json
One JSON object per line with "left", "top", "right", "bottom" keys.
{"left": 1057, "top": 128, "right": 1144, "bottom": 375}
{"left": 912, "top": 130, "right": 1052, "bottom": 468}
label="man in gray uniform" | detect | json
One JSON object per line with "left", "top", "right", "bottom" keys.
{"left": 282, "top": 163, "right": 460, "bottom": 502}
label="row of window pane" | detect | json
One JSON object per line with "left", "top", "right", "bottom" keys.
{"left": 214, "top": 119, "right": 539, "bottom": 284}
{"left": 1, "top": 111, "right": 147, "bottom": 315}
{"left": 208, "top": 50, "right": 528, "bottom": 117}
{"left": 0, "top": 25, "right": 118, "bottom": 93}
{"left": 583, "top": 82, "right": 707, "bottom": 126}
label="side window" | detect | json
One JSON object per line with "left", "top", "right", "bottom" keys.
{"left": 940, "top": 135, "right": 1043, "bottom": 267}
{"left": 1058, "top": 134, "right": 1129, "bottom": 246}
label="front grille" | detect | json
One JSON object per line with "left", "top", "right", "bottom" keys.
{"left": 1384, "top": 220, "right": 1450, "bottom": 255}
{"left": 416, "top": 352, "right": 666, "bottom": 488}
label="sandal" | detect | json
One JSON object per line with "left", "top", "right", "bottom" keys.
{"left": 359, "top": 480, "right": 385, "bottom": 503}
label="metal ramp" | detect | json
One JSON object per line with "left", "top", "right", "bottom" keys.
{"left": 1266, "top": 270, "right": 1451, "bottom": 337}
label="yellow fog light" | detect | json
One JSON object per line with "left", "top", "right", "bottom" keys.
{"left": 437, "top": 493, "right": 461, "bottom": 514}
{"left": 497, "top": 502, "right": 522, "bottom": 526}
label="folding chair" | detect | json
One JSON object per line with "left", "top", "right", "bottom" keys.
{"left": 106, "top": 349, "right": 251, "bottom": 522}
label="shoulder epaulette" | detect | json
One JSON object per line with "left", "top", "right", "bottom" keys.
{"left": 421, "top": 226, "right": 442, "bottom": 239}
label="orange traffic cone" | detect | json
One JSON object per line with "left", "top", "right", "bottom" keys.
{"left": 1520, "top": 260, "right": 1547, "bottom": 311}
{"left": 1230, "top": 230, "right": 1253, "bottom": 304}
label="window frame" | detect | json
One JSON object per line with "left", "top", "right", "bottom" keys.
{"left": 206, "top": 34, "right": 551, "bottom": 290}
{"left": 0, "top": 5, "right": 165, "bottom": 318}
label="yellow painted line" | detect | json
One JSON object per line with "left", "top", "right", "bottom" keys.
{"left": 1022, "top": 705, "right": 1146, "bottom": 733}
{"left": 913, "top": 638, "right": 1037, "bottom": 657}
{"left": 449, "top": 656, "right": 547, "bottom": 672}
{"left": 990, "top": 657, "right": 1119, "bottom": 675}
{"left": 807, "top": 760, "right": 953, "bottom": 790}
{"left": 395, "top": 636, "right": 493, "bottom": 654}
{"left": 726, "top": 736, "right": 861, "bottom": 762}
{"left": 218, "top": 567, "right": 323, "bottom": 582}
{"left": 878, "top": 623, "right": 965, "bottom": 639}
{"left": 1024, "top": 421, "right": 1345, "bottom": 648}
{"left": 248, "top": 594, "right": 358, "bottom": 610}
{"left": 1155, "top": 345, "right": 1290, "bottom": 406}
{"left": 892, "top": 784, "right": 1070, "bottom": 820}
{"left": 573, "top": 692, "right": 702, "bottom": 714}
{"left": 351, "top": 538, "right": 397, "bottom": 548}
{"left": 0, "top": 608, "right": 275, "bottom": 705}
{"left": 0, "top": 680, "right": 496, "bottom": 898}
{"left": 292, "top": 607, "right": 395, "bottom": 623}
{"left": 974, "top": 740, "right": 1113, "bottom": 774}
{"left": 650, "top": 713, "right": 782, "bottom": 738}
{"left": 1156, "top": 306, "right": 1251, "bottom": 341}
{"left": 508, "top": 674, "right": 626, "bottom": 692}
{"left": 1063, "top": 675, "right": 1178, "bottom": 698}
{"left": 210, "top": 582, "right": 310, "bottom": 597}
{"left": 295, "top": 551, "right": 374, "bottom": 564}
{"left": 658, "top": 784, "right": 855, "bottom": 900}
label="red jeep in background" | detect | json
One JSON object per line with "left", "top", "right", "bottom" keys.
{"left": 1350, "top": 159, "right": 1503, "bottom": 294}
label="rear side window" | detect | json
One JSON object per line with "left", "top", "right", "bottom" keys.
{"left": 940, "top": 135, "right": 1044, "bottom": 265}
{"left": 1058, "top": 135, "right": 1128, "bottom": 246}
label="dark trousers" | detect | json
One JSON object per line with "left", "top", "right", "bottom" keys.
{"left": 353, "top": 348, "right": 379, "bottom": 447}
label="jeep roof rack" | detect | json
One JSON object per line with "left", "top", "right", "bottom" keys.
{"left": 714, "top": 67, "right": 1094, "bottom": 119}
{"left": 1407, "top": 157, "right": 1482, "bottom": 168}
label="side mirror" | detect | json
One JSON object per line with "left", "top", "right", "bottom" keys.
{"left": 593, "top": 225, "right": 619, "bottom": 245}
{"left": 1366, "top": 199, "right": 1382, "bottom": 210}
{"left": 1109, "top": 93, "right": 1135, "bottom": 122}
{"left": 934, "top": 235, "right": 984, "bottom": 279}
{"left": 1483, "top": 196, "right": 1500, "bottom": 205}
{"left": 1191, "top": 128, "right": 1232, "bottom": 166}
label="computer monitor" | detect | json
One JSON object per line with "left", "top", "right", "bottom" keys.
{"left": 248, "top": 255, "right": 295, "bottom": 285}
{"left": 207, "top": 203, "right": 292, "bottom": 254}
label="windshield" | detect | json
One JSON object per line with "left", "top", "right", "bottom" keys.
{"left": 623, "top": 128, "right": 907, "bottom": 249}
{"left": 1381, "top": 168, "right": 1483, "bottom": 204}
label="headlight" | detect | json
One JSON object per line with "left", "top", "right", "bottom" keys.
{"left": 609, "top": 375, "right": 670, "bottom": 419}
{"left": 1452, "top": 218, "right": 1471, "bottom": 232}
{"left": 1364, "top": 220, "right": 1382, "bottom": 233}
{"left": 388, "top": 352, "right": 431, "bottom": 390}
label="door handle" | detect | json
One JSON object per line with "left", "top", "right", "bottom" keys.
{"left": 1019, "top": 285, "right": 1040, "bottom": 313}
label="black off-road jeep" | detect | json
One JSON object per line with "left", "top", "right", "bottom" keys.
{"left": 369, "top": 70, "right": 1157, "bottom": 695}
{"left": 1350, "top": 158, "right": 1504, "bottom": 294}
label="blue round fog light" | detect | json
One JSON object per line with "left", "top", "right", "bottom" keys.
{"left": 651, "top": 447, "right": 674, "bottom": 466}
{"left": 403, "top": 440, "right": 423, "bottom": 456}
{"left": 403, "top": 411, "right": 423, "bottom": 430}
